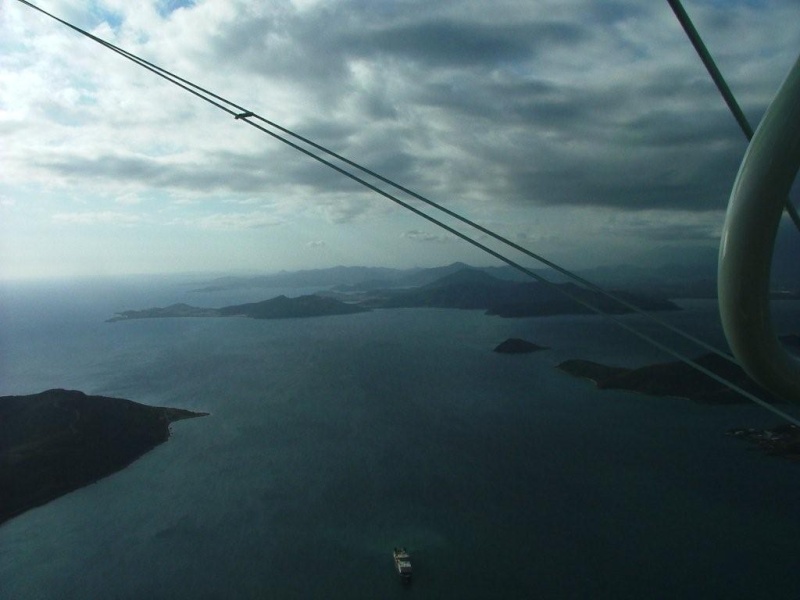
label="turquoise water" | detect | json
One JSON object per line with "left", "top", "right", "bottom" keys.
{"left": 1, "top": 278, "right": 800, "bottom": 599}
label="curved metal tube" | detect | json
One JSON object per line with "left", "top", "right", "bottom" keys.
{"left": 718, "top": 55, "right": 800, "bottom": 402}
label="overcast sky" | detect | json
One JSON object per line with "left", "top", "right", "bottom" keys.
{"left": 1, "top": 0, "right": 798, "bottom": 279}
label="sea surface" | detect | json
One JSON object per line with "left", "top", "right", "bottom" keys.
{"left": 1, "top": 276, "right": 800, "bottom": 599}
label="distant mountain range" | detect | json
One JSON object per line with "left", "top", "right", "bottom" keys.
{"left": 189, "top": 262, "right": 503, "bottom": 293}
{"left": 111, "top": 266, "right": 678, "bottom": 322}
{"left": 345, "top": 267, "right": 678, "bottom": 316}
{"left": 188, "top": 260, "right": 796, "bottom": 299}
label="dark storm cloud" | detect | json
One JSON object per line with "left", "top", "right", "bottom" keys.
{"left": 209, "top": 0, "right": 585, "bottom": 69}
{"left": 176, "top": 0, "right": 795, "bottom": 218}
{"left": 343, "top": 19, "right": 585, "bottom": 67}
{"left": 37, "top": 153, "right": 277, "bottom": 194}
{"left": 29, "top": 0, "right": 800, "bottom": 220}
{"left": 606, "top": 219, "right": 721, "bottom": 243}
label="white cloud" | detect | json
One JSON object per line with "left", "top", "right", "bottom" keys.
{"left": 51, "top": 211, "right": 143, "bottom": 225}
{"left": 401, "top": 229, "right": 453, "bottom": 243}
{"left": 193, "top": 211, "right": 284, "bottom": 230}
{"left": 115, "top": 193, "right": 143, "bottom": 205}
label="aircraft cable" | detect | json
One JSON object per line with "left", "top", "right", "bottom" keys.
{"left": 666, "top": 0, "right": 800, "bottom": 230}
{"left": 13, "top": 0, "right": 741, "bottom": 366}
{"left": 14, "top": 0, "right": 800, "bottom": 424}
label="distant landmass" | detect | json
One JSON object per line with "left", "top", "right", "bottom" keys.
{"left": 0, "top": 389, "right": 207, "bottom": 526}
{"left": 189, "top": 262, "right": 507, "bottom": 293}
{"left": 557, "top": 353, "right": 778, "bottom": 405}
{"left": 188, "top": 261, "right": 800, "bottom": 299}
{"left": 110, "top": 267, "right": 679, "bottom": 323}
{"left": 108, "top": 294, "right": 368, "bottom": 322}
{"left": 332, "top": 267, "right": 679, "bottom": 316}
{"left": 219, "top": 295, "right": 368, "bottom": 319}
{"left": 107, "top": 303, "right": 219, "bottom": 321}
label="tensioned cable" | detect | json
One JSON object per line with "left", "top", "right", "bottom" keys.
{"left": 12, "top": 0, "right": 738, "bottom": 366}
{"left": 15, "top": 0, "right": 800, "bottom": 424}
{"left": 666, "top": 0, "right": 800, "bottom": 231}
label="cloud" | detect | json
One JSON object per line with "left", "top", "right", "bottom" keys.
{"left": 193, "top": 211, "right": 284, "bottom": 230}
{"left": 597, "top": 210, "right": 724, "bottom": 243}
{"left": 10, "top": 0, "right": 799, "bottom": 217}
{"left": 35, "top": 152, "right": 280, "bottom": 195}
{"left": 306, "top": 240, "right": 326, "bottom": 248}
{"left": 4, "top": 0, "right": 800, "bottom": 276}
{"left": 401, "top": 229, "right": 453, "bottom": 243}
{"left": 343, "top": 19, "right": 583, "bottom": 68}
{"left": 115, "top": 193, "right": 143, "bottom": 205}
{"left": 51, "top": 211, "right": 142, "bottom": 225}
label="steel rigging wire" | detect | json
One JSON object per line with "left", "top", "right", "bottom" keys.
{"left": 13, "top": 0, "right": 800, "bottom": 425}
{"left": 666, "top": 0, "right": 800, "bottom": 230}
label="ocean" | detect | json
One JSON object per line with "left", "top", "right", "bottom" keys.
{"left": 1, "top": 276, "right": 800, "bottom": 599}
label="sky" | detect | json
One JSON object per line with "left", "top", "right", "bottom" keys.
{"left": 1, "top": 0, "right": 799, "bottom": 279}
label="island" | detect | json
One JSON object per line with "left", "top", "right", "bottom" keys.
{"left": 108, "top": 294, "right": 368, "bottom": 322}
{"left": 494, "top": 338, "right": 548, "bottom": 354}
{"left": 0, "top": 389, "right": 207, "bottom": 526}
{"left": 219, "top": 294, "right": 368, "bottom": 319}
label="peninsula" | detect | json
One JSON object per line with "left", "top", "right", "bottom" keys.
{"left": 557, "top": 353, "right": 777, "bottom": 405}
{"left": 557, "top": 354, "right": 800, "bottom": 461}
{"left": 108, "top": 294, "right": 368, "bottom": 322}
{"left": 0, "top": 389, "right": 207, "bottom": 526}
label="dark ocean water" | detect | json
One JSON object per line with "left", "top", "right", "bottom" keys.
{"left": 2, "top": 277, "right": 800, "bottom": 599}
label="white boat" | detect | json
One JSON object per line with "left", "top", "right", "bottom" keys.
{"left": 393, "top": 547, "right": 412, "bottom": 581}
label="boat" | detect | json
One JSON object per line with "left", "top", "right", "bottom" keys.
{"left": 393, "top": 547, "right": 412, "bottom": 582}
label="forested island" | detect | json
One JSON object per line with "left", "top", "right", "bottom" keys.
{"left": 0, "top": 389, "right": 207, "bottom": 526}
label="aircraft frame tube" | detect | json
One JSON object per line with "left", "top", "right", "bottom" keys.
{"left": 718, "top": 55, "right": 800, "bottom": 403}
